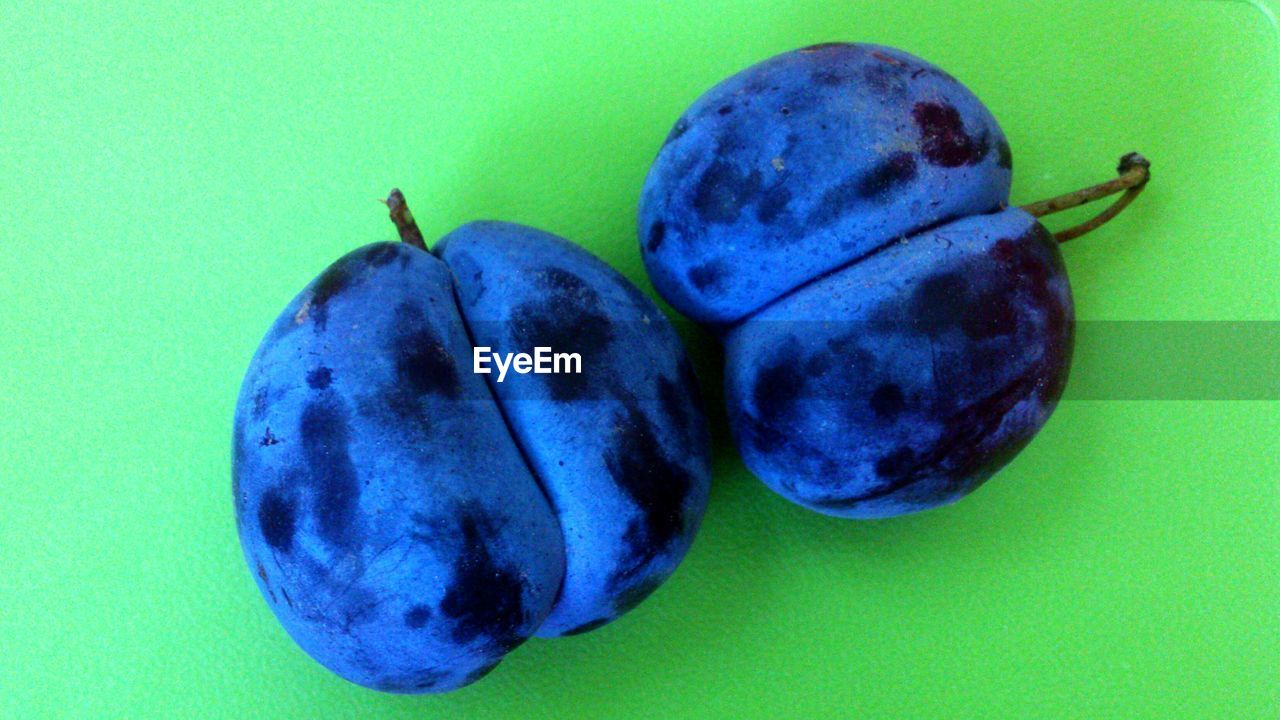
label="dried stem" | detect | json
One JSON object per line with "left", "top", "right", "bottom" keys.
{"left": 1019, "top": 153, "right": 1151, "bottom": 243}
{"left": 384, "top": 189, "right": 427, "bottom": 250}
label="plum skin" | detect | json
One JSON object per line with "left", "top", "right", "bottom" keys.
{"left": 639, "top": 42, "right": 1072, "bottom": 517}
{"left": 724, "top": 209, "right": 1073, "bottom": 517}
{"left": 638, "top": 42, "right": 1011, "bottom": 327}
{"left": 234, "top": 223, "right": 711, "bottom": 691}
{"left": 233, "top": 242, "right": 565, "bottom": 693}
{"left": 437, "top": 221, "right": 711, "bottom": 637}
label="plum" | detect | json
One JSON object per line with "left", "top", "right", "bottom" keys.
{"left": 725, "top": 209, "right": 1071, "bottom": 517}
{"left": 233, "top": 198, "right": 710, "bottom": 691}
{"left": 233, "top": 241, "right": 564, "bottom": 692}
{"left": 437, "top": 222, "right": 710, "bottom": 636}
{"left": 638, "top": 43, "right": 1010, "bottom": 326}
{"left": 638, "top": 42, "right": 1150, "bottom": 517}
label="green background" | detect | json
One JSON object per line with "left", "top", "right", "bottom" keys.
{"left": 3, "top": 1, "right": 1277, "bottom": 717}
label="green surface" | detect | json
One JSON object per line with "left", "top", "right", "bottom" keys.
{"left": 2, "top": 1, "right": 1277, "bottom": 717}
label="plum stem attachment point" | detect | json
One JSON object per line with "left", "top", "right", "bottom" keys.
{"left": 384, "top": 189, "right": 427, "bottom": 250}
{"left": 1019, "top": 152, "right": 1151, "bottom": 243}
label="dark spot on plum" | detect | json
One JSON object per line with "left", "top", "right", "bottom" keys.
{"left": 990, "top": 225, "right": 1073, "bottom": 402}
{"left": 404, "top": 605, "right": 432, "bottom": 629}
{"left": 604, "top": 402, "right": 692, "bottom": 595}
{"left": 911, "top": 271, "right": 969, "bottom": 334}
{"left": 755, "top": 184, "right": 792, "bottom": 224}
{"left": 810, "top": 155, "right": 917, "bottom": 226}
{"left": 306, "top": 366, "right": 332, "bottom": 389}
{"left": 688, "top": 262, "right": 724, "bottom": 293}
{"left": 752, "top": 354, "right": 805, "bottom": 422}
{"left": 562, "top": 617, "right": 611, "bottom": 636}
{"left": 646, "top": 221, "right": 666, "bottom": 253}
{"left": 962, "top": 288, "right": 1018, "bottom": 340}
{"left": 909, "top": 262, "right": 1021, "bottom": 340}
{"left": 299, "top": 400, "right": 360, "bottom": 548}
{"left": 510, "top": 268, "right": 614, "bottom": 402}
{"left": 258, "top": 486, "right": 296, "bottom": 552}
{"left": 259, "top": 427, "right": 281, "bottom": 447}
{"left": 717, "top": 104, "right": 733, "bottom": 116}
{"left": 692, "top": 160, "right": 763, "bottom": 224}
{"left": 857, "top": 152, "right": 918, "bottom": 201}
{"left": 996, "top": 138, "right": 1012, "bottom": 170}
{"left": 912, "top": 102, "right": 989, "bottom": 167}
{"left": 309, "top": 257, "right": 359, "bottom": 331}
{"left": 869, "top": 383, "right": 905, "bottom": 420}
{"left": 439, "top": 509, "right": 527, "bottom": 652}
{"left": 385, "top": 303, "right": 460, "bottom": 419}
{"left": 779, "top": 106, "right": 791, "bottom": 116}
{"left": 657, "top": 375, "right": 691, "bottom": 438}
{"left": 662, "top": 117, "right": 690, "bottom": 148}
{"left": 808, "top": 175, "right": 865, "bottom": 227}
{"left": 989, "top": 238, "right": 1019, "bottom": 265}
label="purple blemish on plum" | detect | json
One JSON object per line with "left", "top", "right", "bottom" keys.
{"left": 688, "top": 263, "right": 723, "bottom": 293}
{"left": 404, "top": 605, "right": 432, "bottom": 629}
{"left": 439, "top": 509, "right": 527, "bottom": 652}
{"left": 299, "top": 400, "right": 360, "bottom": 548}
{"left": 603, "top": 401, "right": 693, "bottom": 606}
{"left": 856, "top": 152, "right": 918, "bottom": 201}
{"left": 692, "top": 160, "right": 763, "bottom": 223}
{"left": 258, "top": 486, "right": 296, "bottom": 552}
{"left": 510, "top": 268, "right": 614, "bottom": 402}
{"left": 869, "top": 383, "right": 906, "bottom": 421}
{"left": 306, "top": 366, "right": 333, "bottom": 389}
{"left": 912, "top": 102, "right": 989, "bottom": 167}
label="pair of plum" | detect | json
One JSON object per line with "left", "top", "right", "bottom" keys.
{"left": 234, "top": 43, "right": 1148, "bottom": 692}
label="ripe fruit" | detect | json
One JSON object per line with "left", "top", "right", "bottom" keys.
{"left": 233, "top": 195, "right": 710, "bottom": 692}
{"left": 638, "top": 42, "right": 1150, "bottom": 518}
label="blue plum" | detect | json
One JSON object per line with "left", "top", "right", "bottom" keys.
{"left": 724, "top": 209, "right": 1071, "bottom": 517}
{"left": 636, "top": 43, "right": 1145, "bottom": 517}
{"left": 235, "top": 208, "right": 710, "bottom": 691}
{"left": 437, "top": 222, "right": 710, "bottom": 636}
{"left": 234, "top": 242, "right": 564, "bottom": 692}
{"left": 638, "top": 43, "right": 1011, "bottom": 326}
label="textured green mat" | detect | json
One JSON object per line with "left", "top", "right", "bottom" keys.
{"left": 1, "top": 1, "right": 1276, "bottom": 717}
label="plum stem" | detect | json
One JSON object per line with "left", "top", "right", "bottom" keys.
{"left": 1019, "top": 152, "right": 1151, "bottom": 243}
{"left": 384, "top": 189, "right": 427, "bottom": 250}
